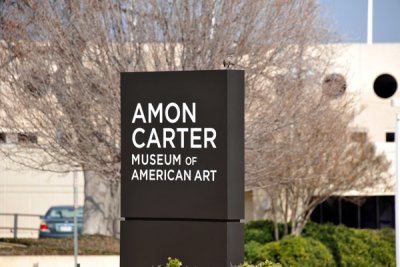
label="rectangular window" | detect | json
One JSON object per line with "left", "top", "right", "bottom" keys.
{"left": 18, "top": 133, "right": 38, "bottom": 144}
{"left": 386, "top": 132, "right": 395, "bottom": 142}
{"left": 0, "top": 133, "right": 5, "bottom": 143}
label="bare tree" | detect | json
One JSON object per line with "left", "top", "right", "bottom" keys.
{"left": 246, "top": 72, "right": 390, "bottom": 237}
{"left": 0, "top": 0, "right": 384, "bottom": 238}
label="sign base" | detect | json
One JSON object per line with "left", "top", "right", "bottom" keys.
{"left": 120, "top": 220, "right": 244, "bottom": 267}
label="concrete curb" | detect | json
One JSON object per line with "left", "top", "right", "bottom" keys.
{"left": 0, "top": 255, "right": 119, "bottom": 267}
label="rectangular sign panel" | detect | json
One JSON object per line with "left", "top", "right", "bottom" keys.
{"left": 121, "top": 220, "right": 244, "bottom": 267}
{"left": 121, "top": 70, "right": 244, "bottom": 220}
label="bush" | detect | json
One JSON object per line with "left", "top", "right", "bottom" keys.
{"left": 245, "top": 220, "right": 286, "bottom": 244}
{"left": 166, "top": 257, "right": 182, "bottom": 267}
{"left": 165, "top": 257, "right": 283, "bottom": 267}
{"left": 167, "top": 221, "right": 395, "bottom": 267}
{"left": 256, "top": 235, "right": 335, "bottom": 267}
{"left": 245, "top": 220, "right": 395, "bottom": 267}
{"left": 240, "top": 259, "right": 284, "bottom": 267}
{"left": 245, "top": 240, "right": 264, "bottom": 263}
{"left": 303, "top": 222, "right": 395, "bottom": 267}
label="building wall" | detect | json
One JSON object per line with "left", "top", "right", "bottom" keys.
{"left": 328, "top": 43, "right": 399, "bottom": 195}
{"left": 0, "top": 157, "right": 84, "bottom": 238}
{"left": 246, "top": 43, "right": 400, "bottom": 222}
{"left": 330, "top": 43, "right": 400, "bottom": 145}
{"left": 244, "top": 191, "right": 253, "bottom": 223}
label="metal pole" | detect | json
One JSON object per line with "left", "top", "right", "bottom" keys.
{"left": 367, "top": 0, "right": 373, "bottom": 44}
{"left": 376, "top": 197, "right": 380, "bottom": 229}
{"left": 395, "top": 113, "right": 400, "bottom": 267}
{"left": 13, "top": 214, "right": 18, "bottom": 239}
{"left": 73, "top": 170, "right": 79, "bottom": 267}
{"left": 319, "top": 203, "right": 323, "bottom": 224}
{"left": 338, "top": 198, "right": 342, "bottom": 225}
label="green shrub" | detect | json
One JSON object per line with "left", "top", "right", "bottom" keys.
{"left": 303, "top": 222, "right": 395, "bottom": 267}
{"left": 166, "top": 257, "right": 182, "bottom": 267}
{"left": 245, "top": 220, "right": 285, "bottom": 244}
{"left": 245, "top": 240, "right": 264, "bottom": 263}
{"left": 165, "top": 257, "right": 283, "bottom": 267}
{"left": 240, "top": 259, "right": 284, "bottom": 267}
{"left": 165, "top": 221, "right": 395, "bottom": 267}
{"left": 378, "top": 227, "right": 396, "bottom": 245}
{"left": 258, "top": 235, "right": 335, "bottom": 267}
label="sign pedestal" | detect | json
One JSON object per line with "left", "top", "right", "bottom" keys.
{"left": 121, "top": 70, "right": 244, "bottom": 267}
{"left": 121, "top": 220, "right": 243, "bottom": 267}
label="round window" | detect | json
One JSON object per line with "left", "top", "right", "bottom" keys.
{"left": 373, "top": 74, "right": 397, "bottom": 99}
{"left": 322, "top": 73, "right": 346, "bottom": 98}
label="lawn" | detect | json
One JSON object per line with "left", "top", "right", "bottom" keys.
{"left": 0, "top": 235, "right": 119, "bottom": 255}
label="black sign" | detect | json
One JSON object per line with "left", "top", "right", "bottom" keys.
{"left": 121, "top": 70, "right": 244, "bottom": 266}
{"left": 121, "top": 220, "right": 244, "bottom": 267}
{"left": 121, "top": 70, "right": 244, "bottom": 220}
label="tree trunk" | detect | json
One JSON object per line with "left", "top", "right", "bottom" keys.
{"left": 271, "top": 199, "right": 280, "bottom": 241}
{"left": 83, "top": 170, "right": 120, "bottom": 237}
{"left": 283, "top": 221, "right": 288, "bottom": 236}
{"left": 292, "top": 218, "right": 308, "bottom": 236}
{"left": 273, "top": 221, "right": 280, "bottom": 241}
{"left": 291, "top": 223, "right": 303, "bottom": 236}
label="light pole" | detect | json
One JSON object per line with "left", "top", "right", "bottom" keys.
{"left": 73, "top": 170, "right": 79, "bottom": 267}
{"left": 391, "top": 98, "right": 400, "bottom": 267}
{"left": 367, "top": 0, "right": 373, "bottom": 44}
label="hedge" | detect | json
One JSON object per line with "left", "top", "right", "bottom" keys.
{"left": 245, "top": 220, "right": 395, "bottom": 267}
{"left": 240, "top": 260, "right": 284, "bottom": 267}
{"left": 246, "top": 235, "right": 335, "bottom": 267}
{"left": 166, "top": 221, "right": 395, "bottom": 267}
{"left": 303, "top": 222, "right": 395, "bottom": 267}
{"left": 245, "top": 220, "right": 284, "bottom": 244}
{"left": 165, "top": 257, "right": 283, "bottom": 267}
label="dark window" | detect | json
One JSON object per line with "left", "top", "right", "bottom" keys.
{"left": 0, "top": 133, "right": 5, "bottom": 143}
{"left": 18, "top": 133, "right": 38, "bottom": 144}
{"left": 386, "top": 132, "right": 395, "bottom": 142}
{"left": 361, "top": 197, "right": 378, "bottom": 229}
{"left": 322, "top": 198, "right": 340, "bottom": 224}
{"left": 341, "top": 198, "right": 359, "bottom": 228}
{"left": 322, "top": 73, "right": 346, "bottom": 98}
{"left": 311, "top": 196, "right": 394, "bottom": 230}
{"left": 374, "top": 74, "right": 397, "bottom": 98}
{"left": 378, "top": 196, "right": 395, "bottom": 228}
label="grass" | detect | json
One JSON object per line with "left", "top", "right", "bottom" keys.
{"left": 0, "top": 235, "right": 120, "bottom": 255}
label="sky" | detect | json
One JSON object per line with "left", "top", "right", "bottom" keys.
{"left": 318, "top": 0, "right": 400, "bottom": 43}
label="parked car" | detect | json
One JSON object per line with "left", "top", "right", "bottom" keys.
{"left": 39, "top": 205, "right": 83, "bottom": 238}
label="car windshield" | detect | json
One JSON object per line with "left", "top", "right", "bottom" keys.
{"left": 46, "top": 207, "right": 83, "bottom": 219}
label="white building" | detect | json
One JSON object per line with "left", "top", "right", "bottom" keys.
{"left": 246, "top": 43, "right": 400, "bottom": 228}
{"left": 0, "top": 148, "right": 84, "bottom": 238}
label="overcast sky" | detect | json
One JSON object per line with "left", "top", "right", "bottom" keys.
{"left": 318, "top": 0, "right": 400, "bottom": 43}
